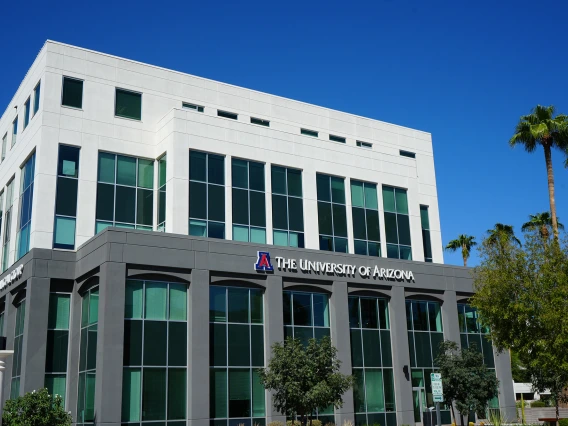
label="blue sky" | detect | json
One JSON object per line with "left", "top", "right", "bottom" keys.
{"left": 1, "top": 0, "right": 567, "bottom": 266}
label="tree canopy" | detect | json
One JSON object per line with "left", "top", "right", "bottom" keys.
{"left": 258, "top": 336, "right": 353, "bottom": 424}
{"left": 445, "top": 234, "right": 477, "bottom": 267}
{"left": 486, "top": 223, "right": 521, "bottom": 249}
{"left": 3, "top": 388, "right": 72, "bottom": 426}
{"left": 521, "top": 212, "right": 565, "bottom": 240}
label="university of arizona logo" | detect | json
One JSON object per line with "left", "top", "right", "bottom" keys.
{"left": 255, "top": 251, "right": 274, "bottom": 272}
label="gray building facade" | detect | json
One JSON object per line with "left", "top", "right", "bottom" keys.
{"left": 0, "top": 228, "right": 516, "bottom": 426}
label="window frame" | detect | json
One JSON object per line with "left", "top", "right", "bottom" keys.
{"left": 217, "top": 110, "right": 238, "bottom": 120}
{"left": 399, "top": 150, "right": 416, "bottom": 159}
{"left": 33, "top": 80, "right": 41, "bottom": 116}
{"left": 357, "top": 141, "right": 372, "bottom": 149}
{"left": 60, "top": 76, "right": 84, "bottom": 110}
{"left": 301, "top": 128, "right": 318, "bottom": 138}
{"left": 114, "top": 88, "right": 143, "bottom": 121}
{"left": 250, "top": 117, "right": 270, "bottom": 127}
{"left": 182, "top": 102, "right": 204, "bottom": 112}
{"left": 271, "top": 165, "right": 305, "bottom": 248}
{"left": 53, "top": 144, "right": 81, "bottom": 250}
{"left": 329, "top": 134, "right": 346, "bottom": 143}
{"left": 23, "top": 98, "right": 31, "bottom": 130}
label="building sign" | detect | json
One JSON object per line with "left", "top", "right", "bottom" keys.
{"left": 254, "top": 251, "right": 414, "bottom": 282}
{"left": 0, "top": 264, "right": 24, "bottom": 291}
{"left": 431, "top": 373, "right": 444, "bottom": 403}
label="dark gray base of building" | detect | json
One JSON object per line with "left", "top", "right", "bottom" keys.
{"left": 0, "top": 228, "right": 516, "bottom": 425}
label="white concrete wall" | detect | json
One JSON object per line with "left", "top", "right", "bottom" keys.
{"left": 0, "top": 40, "right": 443, "bottom": 268}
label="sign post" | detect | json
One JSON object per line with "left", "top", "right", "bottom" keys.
{"left": 431, "top": 373, "right": 444, "bottom": 426}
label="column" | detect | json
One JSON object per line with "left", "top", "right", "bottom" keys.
{"left": 66, "top": 282, "right": 83, "bottom": 418}
{"left": 495, "top": 350, "right": 516, "bottom": 421}
{"left": 442, "top": 290, "right": 460, "bottom": 346}
{"left": 188, "top": 269, "right": 209, "bottom": 426}
{"left": 390, "top": 286, "right": 414, "bottom": 425}
{"left": 330, "top": 281, "right": 354, "bottom": 425}
{"left": 2, "top": 293, "right": 15, "bottom": 407}
{"left": 264, "top": 275, "right": 285, "bottom": 423}
{"left": 94, "top": 262, "right": 126, "bottom": 426}
{"left": 20, "top": 277, "right": 50, "bottom": 392}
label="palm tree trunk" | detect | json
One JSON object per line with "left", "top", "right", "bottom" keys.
{"left": 462, "top": 244, "right": 467, "bottom": 267}
{"left": 544, "top": 145, "right": 559, "bottom": 238}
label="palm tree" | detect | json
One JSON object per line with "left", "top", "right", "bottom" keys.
{"left": 510, "top": 105, "right": 568, "bottom": 238}
{"left": 486, "top": 223, "right": 521, "bottom": 248}
{"left": 445, "top": 234, "right": 477, "bottom": 267}
{"left": 521, "top": 212, "right": 565, "bottom": 240}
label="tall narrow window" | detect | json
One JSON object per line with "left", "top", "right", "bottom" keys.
{"left": 11, "top": 117, "right": 17, "bottom": 147}
{"left": 10, "top": 298, "right": 26, "bottom": 399}
{"left": 350, "top": 296, "right": 396, "bottom": 426}
{"left": 382, "top": 186, "right": 411, "bottom": 260}
{"left": 77, "top": 287, "right": 98, "bottom": 425}
{"left": 157, "top": 155, "right": 167, "bottom": 232}
{"left": 0, "top": 299, "right": 5, "bottom": 337}
{"left": 115, "top": 88, "right": 142, "bottom": 121}
{"left": 232, "top": 159, "right": 266, "bottom": 244}
{"left": 0, "top": 192, "right": 4, "bottom": 260}
{"left": 122, "top": 280, "right": 188, "bottom": 424}
{"left": 61, "top": 77, "right": 83, "bottom": 109}
{"left": 189, "top": 151, "right": 225, "bottom": 239}
{"left": 351, "top": 180, "right": 381, "bottom": 257}
{"left": 23, "top": 98, "right": 30, "bottom": 130}
{"left": 45, "top": 287, "right": 71, "bottom": 402}
{"left": 271, "top": 166, "right": 304, "bottom": 248}
{"left": 2, "top": 180, "right": 14, "bottom": 272}
{"left": 33, "top": 81, "right": 41, "bottom": 116}
{"left": 406, "top": 300, "right": 450, "bottom": 425}
{"left": 317, "top": 174, "right": 347, "bottom": 252}
{"left": 210, "top": 286, "right": 265, "bottom": 426}
{"left": 420, "top": 206, "right": 432, "bottom": 262}
{"left": 1, "top": 134, "right": 6, "bottom": 162}
{"left": 17, "top": 153, "right": 36, "bottom": 260}
{"left": 95, "top": 153, "right": 154, "bottom": 233}
{"left": 283, "top": 290, "right": 333, "bottom": 422}
{"left": 54, "top": 146, "right": 80, "bottom": 249}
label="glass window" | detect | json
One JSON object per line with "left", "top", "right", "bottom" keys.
{"left": 54, "top": 145, "right": 80, "bottom": 250}
{"left": 2, "top": 180, "right": 14, "bottom": 272}
{"left": 61, "top": 77, "right": 83, "bottom": 109}
{"left": 210, "top": 286, "right": 265, "bottom": 426}
{"left": 284, "top": 291, "right": 330, "bottom": 349}
{"left": 33, "top": 81, "right": 41, "bottom": 115}
{"left": 46, "top": 291, "right": 71, "bottom": 401}
{"left": 158, "top": 155, "right": 167, "bottom": 231}
{"left": 11, "top": 117, "right": 17, "bottom": 147}
{"left": 77, "top": 287, "right": 98, "bottom": 423}
{"left": 382, "top": 186, "right": 412, "bottom": 260}
{"left": 301, "top": 128, "right": 318, "bottom": 137}
{"left": 420, "top": 206, "right": 433, "bottom": 262}
{"left": 458, "top": 304, "right": 495, "bottom": 369}
{"left": 232, "top": 159, "right": 266, "bottom": 243}
{"left": 183, "top": 102, "right": 204, "bottom": 112}
{"left": 251, "top": 117, "right": 269, "bottom": 127}
{"left": 329, "top": 134, "right": 346, "bottom": 143}
{"left": 1, "top": 133, "right": 6, "bottom": 162}
{"left": 23, "top": 98, "right": 30, "bottom": 129}
{"left": 218, "top": 110, "right": 238, "bottom": 120}
{"left": 271, "top": 166, "right": 304, "bottom": 248}
{"left": 10, "top": 299, "right": 26, "bottom": 399}
{"left": 123, "top": 280, "right": 188, "bottom": 423}
{"left": 115, "top": 88, "right": 142, "bottom": 120}
{"left": 17, "top": 153, "right": 35, "bottom": 260}
{"left": 317, "top": 174, "right": 348, "bottom": 252}
{"left": 351, "top": 180, "right": 381, "bottom": 257}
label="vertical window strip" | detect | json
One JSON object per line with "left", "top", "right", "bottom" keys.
{"left": 349, "top": 296, "right": 396, "bottom": 426}
{"left": 17, "top": 153, "right": 35, "bottom": 260}
{"left": 231, "top": 159, "right": 266, "bottom": 244}
{"left": 33, "top": 81, "right": 41, "bottom": 116}
{"left": 1, "top": 133, "right": 6, "bottom": 162}
{"left": 10, "top": 299, "right": 26, "bottom": 399}
{"left": 382, "top": 186, "right": 412, "bottom": 260}
{"left": 188, "top": 151, "right": 225, "bottom": 239}
{"left": 11, "top": 117, "right": 17, "bottom": 147}
{"left": 271, "top": 166, "right": 304, "bottom": 248}
{"left": 317, "top": 174, "right": 348, "bottom": 253}
{"left": 351, "top": 180, "right": 381, "bottom": 257}
{"left": 157, "top": 155, "right": 167, "bottom": 231}
{"left": 23, "top": 98, "right": 30, "bottom": 130}
{"left": 54, "top": 146, "right": 80, "bottom": 250}
{"left": 122, "top": 280, "right": 188, "bottom": 424}
{"left": 95, "top": 153, "right": 155, "bottom": 234}
{"left": 45, "top": 292, "right": 71, "bottom": 403}
{"left": 420, "top": 206, "right": 432, "bottom": 262}
{"left": 2, "top": 180, "right": 14, "bottom": 272}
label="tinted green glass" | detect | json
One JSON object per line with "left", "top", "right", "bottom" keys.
{"left": 249, "top": 162, "right": 264, "bottom": 191}
{"left": 251, "top": 290, "right": 263, "bottom": 324}
{"left": 98, "top": 153, "right": 115, "bottom": 183}
{"left": 96, "top": 183, "right": 114, "bottom": 221}
{"left": 397, "top": 215, "right": 411, "bottom": 245}
{"left": 249, "top": 192, "right": 266, "bottom": 227}
{"left": 159, "top": 155, "right": 167, "bottom": 187}
{"left": 350, "top": 330, "right": 363, "bottom": 367}
{"left": 116, "top": 155, "right": 136, "bottom": 186}
{"left": 331, "top": 177, "right": 345, "bottom": 204}
{"left": 381, "top": 330, "right": 392, "bottom": 367}
{"left": 412, "top": 302, "right": 429, "bottom": 331}
{"left": 252, "top": 369, "right": 265, "bottom": 416}
{"left": 349, "top": 297, "right": 360, "bottom": 328}
{"left": 384, "top": 213, "right": 398, "bottom": 244}
{"left": 89, "top": 290, "right": 99, "bottom": 325}
{"left": 382, "top": 187, "right": 395, "bottom": 212}
{"left": 400, "top": 246, "right": 412, "bottom": 260}
{"left": 408, "top": 332, "right": 416, "bottom": 367}
{"left": 123, "top": 320, "right": 142, "bottom": 366}
{"left": 468, "top": 333, "right": 482, "bottom": 353}
{"left": 136, "top": 189, "right": 153, "bottom": 226}
{"left": 232, "top": 189, "right": 249, "bottom": 225}
{"left": 169, "top": 322, "right": 187, "bottom": 366}
{"left": 319, "top": 235, "right": 333, "bottom": 251}
{"left": 351, "top": 181, "right": 364, "bottom": 207}
{"left": 353, "top": 369, "right": 366, "bottom": 412}
{"left": 189, "top": 181, "right": 206, "bottom": 219}
{"left": 145, "top": 282, "right": 167, "bottom": 320}
{"left": 115, "top": 186, "right": 136, "bottom": 224}
{"left": 360, "top": 298, "right": 378, "bottom": 329}
{"left": 208, "top": 184, "right": 225, "bottom": 222}
{"left": 229, "top": 368, "right": 251, "bottom": 417}
{"left": 317, "top": 202, "right": 332, "bottom": 235}
{"left": 366, "top": 369, "right": 384, "bottom": 412}
{"left": 364, "top": 184, "right": 378, "bottom": 210}
{"left": 363, "top": 330, "right": 381, "bottom": 367}
{"left": 395, "top": 189, "right": 408, "bottom": 214}
{"left": 137, "top": 159, "right": 153, "bottom": 189}
{"left": 189, "top": 151, "right": 206, "bottom": 181}
{"left": 210, "top": 287, "right": 226, "bottom": 322}
{"left": 271, "top": 166, "right": 286, "bottom": 194}
{"left": 283, "top": 292, "right": 291, "bottom": 325}
{"left": 332, "top": 204, "right": 347, "bottom": 237}
{"left": 415, "top": 332, "right": 432, "bottom": 367}
{"left": 115, "top": 89, "right": 142, "bottom": 120}
{"left": 313, "top": 294, "right": 329, "bottom": 327}
{"left": 189, "top": 219, "right": 206, "bottom": 236}
{"left": 122, "top": 368, "right": 141, "bottom": 421}
{"left": 292, "top": 293, "right": 312, "bottom": 326}
{"left": 210, "top": 369, "right": 227, "bottom": 418}
{"left": 431, "top": 332, "right": 443, "bottom": 366}
{"left": 420, "top": 205, "right": 430, "bottom": 229}
{"left": 366, "top": 210, "right": 380, "bottom": 242}
{"left": 228, "top": 288, "right": 249, "bottom": 323}
{"left": 379, "top": 299, "right": 389, "bottom": 329}
{"left": 45, "top": 330, "right": 69, "bottom": 373}
{"left": 54, "top": 217, "right": 75, "bottom": 248}
{"left": 273, "top": 230, "right": 287, "bottom": 246}
{"left": 272, "top": 195, "right": 287, "bottom": 229}
{"left": 56, "top": 177, "right": 78, "bottom": 216}
{"left": 288, "top": 197, "right": 303, "bottom": 232}
{"left": 251, "top": 325, "right": 264, "bottom": 367}
{"left": 352, "top": 208, "right": 366, "bottom": 240}
{"left": 482, "top": 337, "right": 495, "bottom": 368}
{"left": 423, "top": 230, "right": 432, "bottom": 260}
{"left": 233, "top": 225, "right": 248, "bottom": 242}
{"left": 143, "top": 321, "right": 167, "bottom": 365}
{"left": 232, "top": 159, "right": 248, "bottom": 189}
{"left": 428, "top": 302, "right": 443, "bottom": 332}
{"left": 45, "top": 374, "right": 66, "bottom": 402}
{"left": 142, "top": 368, "right": 166, "bottom": 420}
{"left": 369, "top": 241, "right": 380, "bottom": 257}
{"left": 168, "top": 369, "right": 187, "bottom": 419}
{"left": 316, "top": 174, "right": 330, "bottom": 202}
{"left": 62, "top": 77, "right": 83, "bottom": 108}
{"left": 169, "top": 283, "right": 187, "bottom": 321}
{"left": 86, "top": 325, "right": 97, "bottom": 370}
{"left": 228, "top": 324, "right": 250, "bottom": 366}
{"left": 287, "top": 169, "right": 302, "bottom": 197}
{"left": 210, "top": 221, "right": 227, "bottom": 239}
{"left": 48, "top": 293, "right": 70, "bottom": 329}
{"left": 125, "top": 281, "right": 143, "bottom": 319}
{"left": 354, "top": 240, "right": 367, "bottom": 255}
{"left": 210, "top": 323, "right": 227, "bottom": 366}
{"left": 208, "top": 154, "right": 224, "bottom": 185}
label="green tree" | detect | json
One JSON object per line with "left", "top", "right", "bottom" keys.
{"left": 521, "top": 212, "right": 565, "bottom": 241}
{"left": 258, "top": 336, "right": 353, "bottom": 425}
{"left": 471, "top": 229, "right": 568, "bottom": 426}
{"left": 510, "top": 105, "right": 568, "bottom": 238}
{"left": 435, "top": 340, "right": 499, "bottom": 426}
{"left": 486, "top": 223, "right": 521, "bottom": 249}
{"left": 445, "top": 234, "right": 477, "bottom": 267}
{"left": 3, "top": 388, "right": 72, "bottom": 426}
{"left": 510, "top": 350, "right": 531, "bottom": 383}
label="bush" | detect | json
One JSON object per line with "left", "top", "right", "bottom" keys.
{"left": 269, "top": 422, "right": 285, "bottom": 426}
{"left": 558, "top": 419, "right": 568, "bottom": 426}
{"left": 531, "top": 400, "right": 547, "bottom": 407}
{"left": 3, "top": 388, "right": 72, "bottom": 426}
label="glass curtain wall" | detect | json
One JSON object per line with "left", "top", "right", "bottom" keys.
{"left": 271, "top": 166, "right": 304, "bottom": 248}
{"left": 77, "top": 287, "right": 99, "bottom": 426}
{"left": 2, "top": 180, "right": 14, "bottom": 272}
{"left": 317, "top": 174, "right": 348, "bottom": 252}
{"left": 95, "top": 153, "right": 154, "bottom": 233}
{"left": 122, "top": 280, "right": 188, "bottom": 425}
{"left": 17, "top": 153, "right": 36, "bottom": 259}
{"left": 382, "top": 186, "right": 411, "bottom": 260}
{"left": 189, "top": 151, "right": 225, "bottom": 239}
{"left": 210, "top": 286, "right": 265, "bottom": 426}
{"left": 232, "top": 159, "right": 266, "bottom": 244}
{"left": 157, "top": 155, "right": 167, "bottom": 231}
{"left": 54, "top": 145, "right": 80, "bottom": 249}
{"left": 45, "top": 290, "right": 71, "bottom": 402}
{"left": 351, "top": 180, "right": 381, "bottom": 256}
{"left": 349, "top": 296, "right": 396, "bottom": 426}
{"left": 10, "top": 298, "right": 25, "bottom": 399}
{"left": 420, "top": 206, "right": 433, "bottom": 262}
{"left": 406, "top": 300, "right": 450, "bottom": 424}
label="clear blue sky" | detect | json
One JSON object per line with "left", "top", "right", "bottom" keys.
{"left": 1, "top": 0, "right": 567, "bottom": 266}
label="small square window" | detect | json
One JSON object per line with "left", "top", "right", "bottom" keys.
{"left": 182, "top": 102, "right": 204, "bottom": 112}
{"left": 61, "top": 77, "right": 83, "bottom": 109}
{"left": 251, "top": 117, "right": 269, "bottom": 127}
{"left": 115, "top": 88, "right": 142, "bottom": 120}
{"left": 301, "top": 128, "right": 318, "bottom": 137}
{"left": 329, "top": 134, "right": 346, "bottom": 143}
{"left": 217, "top": 110, "right": 238, "bottom": 120}
{"left": 357, "top": 141, "right": 372, "bottom": 149}
{"left": 400, "top": 150, "right": 416, "bottom": 158}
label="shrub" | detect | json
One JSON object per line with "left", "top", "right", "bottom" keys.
{"left": 531, "top": 400, "right": 547, "bottom": 407}
{"left": 3, "top": 388, "right": 72, "bottom": 426}
{"left": 286, "top": 421, "right": 301, "bottom": 426}
{"left": 558, "top": 419, "right": 568, "bottom": 426}
{"left": 269, "top": 422, "right": 285, "bottom": 426}
{"left": 469, "top": 422, "right": 475, "bottom": 426}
